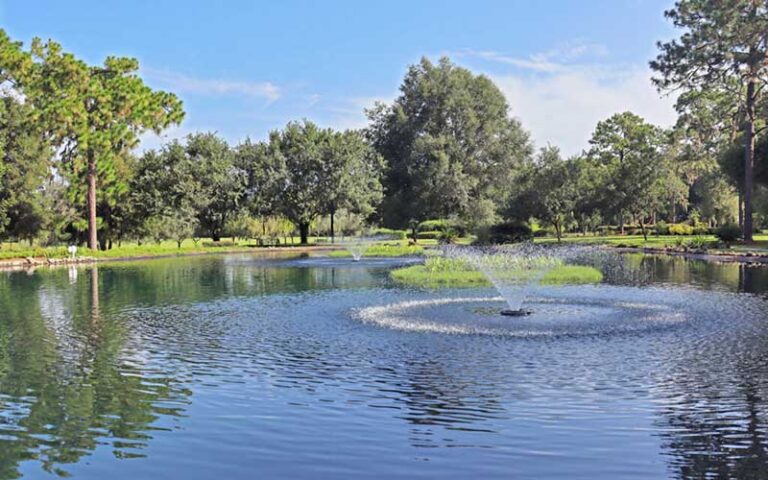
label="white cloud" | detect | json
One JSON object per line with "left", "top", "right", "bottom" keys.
{"left": 493, "top": 68, "right": 677, "bottom": 156}
{"left": 453, "top": 44, "right": 677, "bottom": 156}
{"left": 143, "top": 68, "right": 281, "bottom": 102}
{"left": 453, "top": 40, "right": 610, "bottom": 74}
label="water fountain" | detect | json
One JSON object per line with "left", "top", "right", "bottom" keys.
{"left": 354, "top": 243, "right": 688, "bottom": 337}
{"left": 444, "top": 244, "right": 572, "bottom": 316}
{"left": 342, "top": 236, "right": 372, "bottom": 262}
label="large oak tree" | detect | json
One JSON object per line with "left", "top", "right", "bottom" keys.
{"left": 367, "top": 57, "right": 532, "bottom": 228}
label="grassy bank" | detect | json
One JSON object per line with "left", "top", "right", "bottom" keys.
{"left": 535, "top": 233, "right": 768, "bottom": 253}
{"left": 0, "top": 237, "right": 339, "bottom": 262}
{"left": 328, "top": 244, "right": 425, "bottom": 258}
{"left": 390, "top": 257, "right": 603, "bottom": 288}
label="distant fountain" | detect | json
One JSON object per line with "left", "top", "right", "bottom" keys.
{"left": 445, "top": 244, "right": 574, "bottom": 316}
{"left": 344, "top": 237, "right": 372, "bottom": 262}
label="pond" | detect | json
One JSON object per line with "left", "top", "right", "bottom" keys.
{"left": 1, "top": 252, "right": 768, "bottom": 479}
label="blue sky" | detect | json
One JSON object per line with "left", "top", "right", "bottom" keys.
{"left": 1, "top": 0, "right": 677, "bottom": 155}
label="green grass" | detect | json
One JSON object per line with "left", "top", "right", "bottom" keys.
{"left": 535, "top": 233, "right": 768, "bottom": 252}
{"left": 390, "top": 257, "right": 603, "bottom": 288}
{"left": 0, "top": 237, "right": 334, "bottom": 261}
{"left": 328, "top": 244, "right": 425, "bottom": 258}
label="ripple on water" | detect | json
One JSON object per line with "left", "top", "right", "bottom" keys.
{"left": 352, "top": 287, "right": 688, "bottom": 338}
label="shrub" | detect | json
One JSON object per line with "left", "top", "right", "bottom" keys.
{"left": 372, "top": 228, "right": 407, "bottom": 240}
{"left": 202, "top": 240, "right": 237, "bottom": 247}
{"left": 669, "top": 223, "right": 694, "bottom": 235}
{"left": 597, "top": 225, "right": 618, "bottom": 236}
{"left": 686, "top": 236, "right": 709, "bottom": 250}
{"left": 692, "top": 222, "right": 710, "bottom": 235}
{"left": 438, "top": 228, "right": 460, "bottom": 244}
{"left": 416, "top": 230, "right": 442, "bottom": 240}
{"left": 715, "top": 223, "right": 741, "bottom": 244}
{"left": 533, "top": 229, "right": 549, "bottom": 238}
{"left": 417, "top": 219, "right": 449, "bottom": 232}
{"left": 655, "top": 221, "right": 669, "bottom": 235}
{"left": 482, "top": 221, "right": 533, "bottom": 244}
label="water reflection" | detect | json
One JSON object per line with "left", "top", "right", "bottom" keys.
{"left": 0, "top": 267, "right": 190, "bottom": 478}
{"left": 0, "top": 253, "right": 767, "bottom": 478}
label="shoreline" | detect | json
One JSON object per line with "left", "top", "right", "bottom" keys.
{"left": 0, "top": 244, "right": 342, "bottom": 272}
{"left": 2, "top": 242, "right": 768, "bottom": 273}
{"left": 611, "top": 246, "right": 768, "bottom": 264}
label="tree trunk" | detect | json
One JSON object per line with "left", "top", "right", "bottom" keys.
{"left": 640, "top": 217, "right": 648, "bottom": 241}
{"left": 212, "top": 232, "right": 221, "bottom": 242}
{"left": 87, "top": 152, "right": 98, "bottom": 250}
{"left": 738, "top": 191, "right": 744, "bottom": 230}
{"left": 177, "top": 239, "right": 182, "bottom": 248}
{"left": 554, "top": 222, "right": 562, "bottom": 242}
{"left": 744, "top": 78, "right": 756, "bottom": 242}
{"left": 618, "top": 213, "right": 625, "bottom": 235}
{"left": 299, "top": 222, "right": 309, "bottom": 245}
{"left": 330, "top": 211, "right": 335, "bottom": 243}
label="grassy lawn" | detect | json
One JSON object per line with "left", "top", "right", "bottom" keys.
{"left": 390, "top": 257, "right": 603, "bottom": 288}
{"left": 328, "top": 244, "right": 425, "bottom": 258}
{"left": 0, "top": 236, "right": 336, "bottom": 261}
{"left": 535, "top": 233, "right": 768, "bottom": 252}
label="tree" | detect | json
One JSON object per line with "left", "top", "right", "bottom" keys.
{"left": 507, "top": 146, "right": 576, "bottom": 242}
{"left": 236, "top": 139, "right": 283, "bottom": 227}
{"left": 320, "top": 130, "right": 385, "bottom": 242}
{"left": 0, "top": 30, "right": 184, "bottom": 250}
{"left": 267, "top": 121, "right": 333, "bottom": 244}
{"left": 0, "top": 96, "right": 52, "bottom": 244}
{"left": 651, "top": 0, "right": 768, "bottom": 241}
{"left": 185, "top": 133, "right": 246, "bottom": 242}
{"left": 367, "top": 56, "right": 532, "bottom": 228}
{"left": 131, "top": 142, "right": 201, "bottom": 246}
{"left": 587, "top": 112, "right": 664, "bottom": 237}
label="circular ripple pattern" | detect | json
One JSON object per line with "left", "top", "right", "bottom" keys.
{"left": 354, "top": 290, "right": 686, "bottom": 337}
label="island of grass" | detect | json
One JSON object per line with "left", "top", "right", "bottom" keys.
{"left": 390, "top": 257, "right": 603, "bottom": 288}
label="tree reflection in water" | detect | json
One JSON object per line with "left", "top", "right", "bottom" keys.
{"left": 0, "top": 267, "right": 190, "bottom": 479}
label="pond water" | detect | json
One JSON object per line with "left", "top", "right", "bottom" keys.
{"left": 1, "top": 252, "right": 768, "bottom": 479}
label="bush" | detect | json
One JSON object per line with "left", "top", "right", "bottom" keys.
{"left": 533, "top": 229, "right": 549, "bottom": 238}
{"left": 715, "top": 223, "right": 741, "bottom": 243}
{"left": 669, "top": 223, "right": 694, "bottom": 235}
{"left": 686, "top": 236, "right": 709, "bottom": 250}
{"left": 692, "top": 222, "right": 710, "bottom": 235}
{"left": 372, "top": 228, "right": 407, "bottom": 240}
{"left": 202, "top": 240, "right": 237, "bottom": 247}
{"left": 597, "top": 225, "right": 618, "bottom": 236}
{"left": 417, "top": 219, "right": 449, "bottom": 232}
{"left": 416, "top": 230, "right": 442, "bottom": 240}
{"left": 481, "top": 221, "right": 533, "bottom": 244}
{"left": 438, "top": 228, "right": 460, "bottom": 244}
{"left": 655, "top": 221, "right": 669, "bottom": 235}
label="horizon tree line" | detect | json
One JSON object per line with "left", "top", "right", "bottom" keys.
{"left": 1, "top": 0, "right": 768, "bottom": 249}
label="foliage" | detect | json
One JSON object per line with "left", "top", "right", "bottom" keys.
{"left": 0, "top": 29, "right": 184, "bottom": 249}
{"left": 669, "top": 223, "right": 695, "bottom": 235}
{"left": 367, "top": 56, "right": 532, "bottom": 229}
{"left": 714, "top": 222, "right": 742, "bottom": 244}
{"left": 507, "top": 146, "right": 577, "bottom": 241}
{"left": 475, "top": 221, "right": 533, "bottom": 245}
{"left": 651, "top": 0, "right": 768, "bottom": 240}
{"left": 587, "top": 112, "right": 665, "bottom": 239}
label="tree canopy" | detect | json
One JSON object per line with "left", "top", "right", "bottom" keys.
{"left": 367, "top": 56, "right": 533, "bottom": 229}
